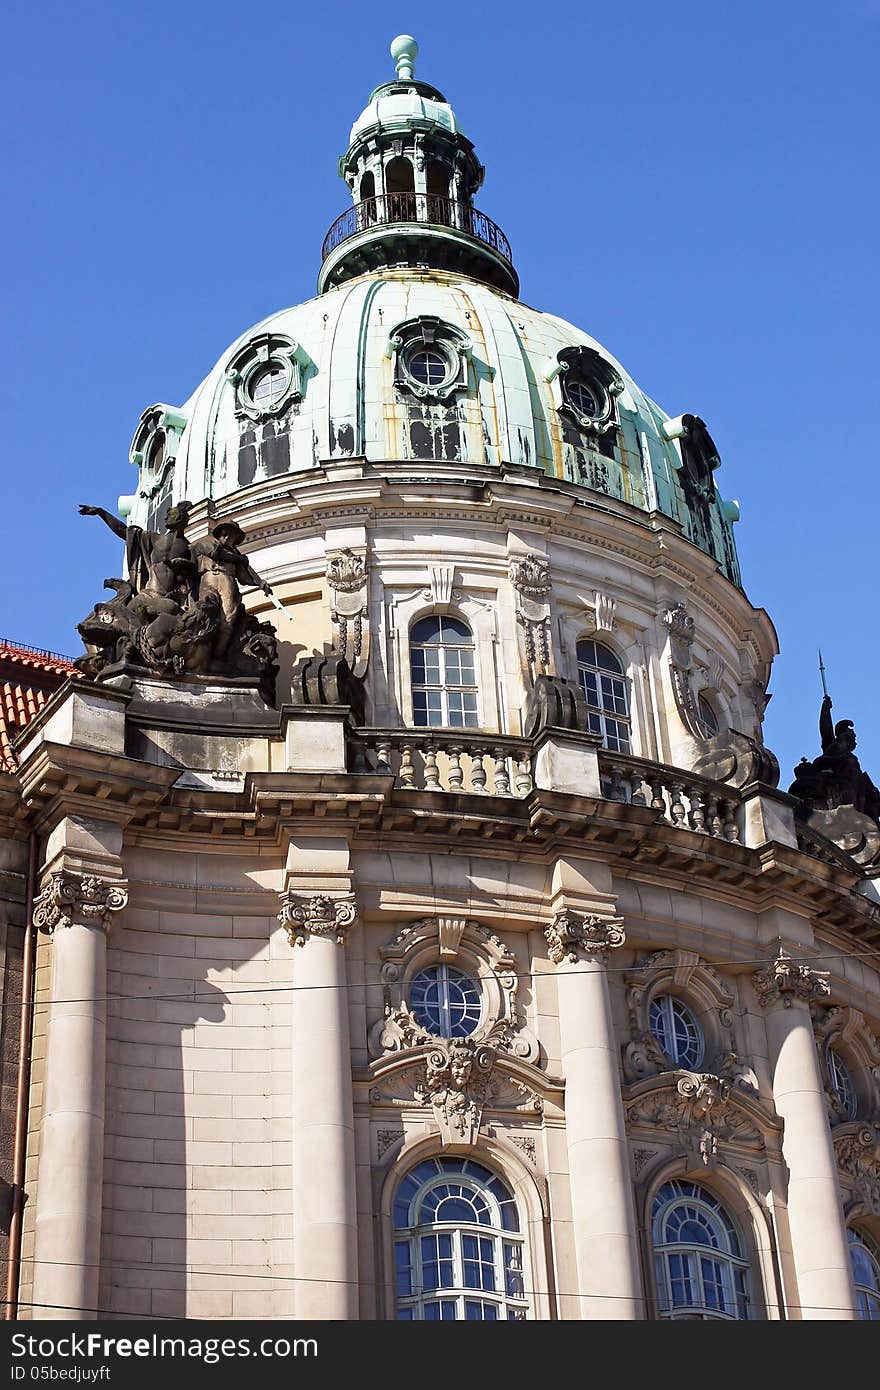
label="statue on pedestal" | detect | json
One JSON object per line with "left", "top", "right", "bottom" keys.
{"left": 75, "top": 504, "right": 279, "bottom": 704}
{"left": 789, "top": 695, "right": 880, "bottom": 867}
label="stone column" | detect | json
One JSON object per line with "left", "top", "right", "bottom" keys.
{"left": 547, "top": 909, "right": 644, "bottom": 1319}
{"left": 30, "top": 870, "right": 127, "bottom": 1319}
{"left": 279, "top": 855, "right": 359, "bottom": 1320}
{"left": 754, "top": 948, "right": 857, "bottom": 1320}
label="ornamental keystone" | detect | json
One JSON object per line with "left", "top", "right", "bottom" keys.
{"left": 752, "top": 946, "right": 831, "bottom": 1009}
{"left": 33, "top": 870, "right": 129, "bottom": 935}
{"left": 278, "top": 891, "right": 359, "bottom": 947}
{"left": 545, "top": 910, "right": 625, "bottom": 964}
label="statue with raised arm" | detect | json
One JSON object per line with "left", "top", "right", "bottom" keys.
{"left": 192, "top": 520, "right": 274, "bottom": 660}
{"left": 78, "top": 501, "right": 196, "bottom": 613}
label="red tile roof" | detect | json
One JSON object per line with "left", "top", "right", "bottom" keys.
{"left": 0, "top": 639, "right": 77, "bottom": 772}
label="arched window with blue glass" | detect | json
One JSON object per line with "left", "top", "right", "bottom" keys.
{"left": 652, "top": 1180, "right": 752, "bottom": 1319}
{"left": 393, "top": 1157, "right": 528, "bottom": 1320}
{"left": 410, "top": 615, "right": 479, "bottom": 728}
{"left": 848, "top": 1228, "right": 880, "bottom": 1320}
{"left": 575, "top": 638, "right": 631, "bottom": 752}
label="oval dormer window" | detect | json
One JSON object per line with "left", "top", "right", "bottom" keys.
{"left": 564, "top": 376, "right": 603, "bottom": 420}
{"left": 250, "top": 362, "right": 290, "bottom": 409}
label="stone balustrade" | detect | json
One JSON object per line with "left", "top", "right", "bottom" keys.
{"left": 598, "top": 751, "right": 742, "bottom": 843}
{"left": 350, "top": 728, "right": 533, "bottom": 797}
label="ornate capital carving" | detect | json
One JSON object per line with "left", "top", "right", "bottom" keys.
{"left": 278, "top": 891, "right": 358, "bottom": 947}
{"left": 33, "top": 870, "right": 128, "bottom": 935}
{"left": 545, "top": 910, "right": 625, "bottom": 965}
{"left": 326, "top": 548, "right": 366, "bottom": 592}
{"left": 753, "top": 947, "right": 831, "bottom": 1009}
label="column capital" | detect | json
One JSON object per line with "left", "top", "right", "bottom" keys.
{"left": 33, "top": 869, "right": 128, "bottom": 936}
{"left": 753, "top": 945, "right": 831, "bottom": 1010}
{"left": 278, "top": 890, "right": 359, "bottom": 947}
{"left": 545, "top": 910, "right": 625, "bottom": 965}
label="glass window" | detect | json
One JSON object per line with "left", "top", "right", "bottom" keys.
{"left": 652, "top": 1181, "right": 751, "bottom": 1320}
{"left": 848, "top": 1229, "right": 880, "bottom": 1321}
{"left": 649, "top": 995, "right": 704, "bottom": 1069}
{"left": 410, "top": 615, "right": 479, "bottom": 729}
{"left": 146, "top": 430, "right": 166, "bottom": 473}
{"left": 827, "top": 1047, "right": 857, "bottom": 1119}
{"left": 564, "top": 375, "right": 601, "bottom": 418}
{"left": 576, "top": 639, "right": 631, "bottom": 752}
{"left": 250, "top": 362, "right": 289, "bottom": 407}
{"left": 410, "top": 964, "right": 482, "bottom": 1038}
{"left": 394, "top": 1158, "right": 528, "bottom": 1320}
{"left": 407, "top": 347, "right": 450, "bottom": 388}
{"left": 698, "top": 694, "right": 719, "bottom": 735}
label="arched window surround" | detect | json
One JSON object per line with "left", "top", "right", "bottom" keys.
{"left": 813, "top": 1005, "right": 880, "bottom": 1126}
{"left": 375, "top": 1132, "right": 551, "bottom": 1321}
{"left": 639, "top": 1159, "right": 773, "bottom": 1321}
{"left": 384, "top": 586, "right": 503, "bottom": 734}
{"left": 574, "top": 634, "right": 633, "bottom": 753}
{"left": 409, "top": 613, "right": 479, "bottom": 730}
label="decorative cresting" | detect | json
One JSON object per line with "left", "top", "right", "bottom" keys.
{"left": 625, "top": 1069, "right": 773, "bottom": 1172}
{"left": 278, "top": 891, "right": 359, "bottom": 947}
{"left": 326, "top": 547, "right": 369, "bottom": 678}
{"left": 833, "top": 1123, "right": 880, "bottom": 1215}
{"left": 621, "top": 949, "right": 756, "bottom": 1088}
{"left": 509, "top": 552, "right": 553, "bottom": 686}
{"left": 752, "top": 946, "right": 832, "bottom": 1009}
{"left": 813, "top": 1004, "right": 880, "bottom": 1124}
{"left": 544, "top": 910, "right": 625, "bottom": 965}
{"left": 33, "top": 870, "right": 128, "bottom": 935}
{"left": 662, "top": 598, "right": 715, "bottom": 742}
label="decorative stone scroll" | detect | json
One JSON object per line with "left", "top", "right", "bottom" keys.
{"left": 510, "top": 553, "right": 554, "bottom": 684}
{"left": 278, "top": 891, "right": 359, "bottom": 947}
{"left": 626, "top": 1070, "right": 765, "bottom": 1170}
{"left": 833, "top": 1124, "right": 880, "bottom": 1215}
{"left": 752, "top": 947, "right": 831, "bottom": 1009}
{"left": 33, "top": 870, "right": 128, "bottom": 935}
{"left": 544, "top": 910, "right": 625, "bottom": 965}
{"left": 326, "top": 547, "right": 369, "bottom": 679}
{"left": 415, "top": 1037, "right": 498, "bottom": 1145}
{"left": 662, "top": 598, "right": 713, "bottom": 741}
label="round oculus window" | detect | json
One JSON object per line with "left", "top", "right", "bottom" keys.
{"left": 564, "top": 376, "right": 602, "bottom": 419}
{"left": 410, "top": 964, "right": 481, "bottom": 1038}
{"left": 649, "top": 994, "right": 704, "bottom": 1069}
{"left": 405, "top": 346, "right": 450, "bottom": 389}
{"left": 249, "top": 362, "right": 289, "bottom": 408}
{"left": 698, "top": 694, "right": 719, "bottom": 735}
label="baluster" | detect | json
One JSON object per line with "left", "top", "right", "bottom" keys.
{"left": 470, "top": 749, "right": 488, "bottom": 794}
{"left": 689, "top": 785, "right": 706, "bottom": 833}
{"left": 349, "top": 739, "right": 369, "bottom": 774}
{"left": 375, "top": 739, "right": 391, "bottom": 775}
{"left": 422, "top": 744, "right": 441, "bottom": 792}
{"left": 722, "top": 800, "right": 740, "bottom": 843}
{"left": 649, "top": 777, "right": 666, "bottom": 815}
{"left": 704, "top": 793, "right": 722, "bottom": 838}
{"left": 492, "top": 747, "right": 512, "bottom": 796}
{"left": 607, "top": 766, "right": 627, "bottom": 803}
{"left": 448, "top": 745, "right": 464, "bottom": 792}
{"left": 629, "top": 771, "right": 647, "bottom": 807}
{"left": 669, "top": 782, "right": 687, "bottom": 828}
{"left": 515, "top": 755, "right": 532, "bottom": 797}
{"left": 399, "top": 743, "right": 416, "bottom": 790}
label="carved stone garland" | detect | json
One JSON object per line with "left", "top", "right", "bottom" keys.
{"left": 278, "top": 892, "right": 359, "bottom": 947}
{"left": 33, "top": 870, "right": 129, "bottom": 934}
{"left": 326, "top": 548, "right": 369, "bottom": 678}
{"left": 662, "top": 599, "right": 715, "bottom": 740}
{"left": 510, "top": 553, "right": 554, "bottom": 685}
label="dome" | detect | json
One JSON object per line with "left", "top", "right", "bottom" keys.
{"left": 349, "top": 80, "right": 460, "bottom": 144}
{"left": 127, "top": 267, "right": 742, "bottom": 586}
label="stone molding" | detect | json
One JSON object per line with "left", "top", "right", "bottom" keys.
{"left": 544, "top": 910, "right": 625, "bottom": 964}
{"left": 752, "top": 946, "right": 831, "bottom": 1009}
{"left": 625, "top": 1069, "right": 769, "bottom": 1170}
{"left": 833, "top": 1122, "right": 880, "bottom": 1215}
{"left": 32, "top": 870, "right": 128, "bottom": 935}
{"left": 278, "top": 891, "right": 359, "bottom": 947}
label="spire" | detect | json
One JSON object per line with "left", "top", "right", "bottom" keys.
{"left": 390, "top": 34, "right": 418, "bottom": 81}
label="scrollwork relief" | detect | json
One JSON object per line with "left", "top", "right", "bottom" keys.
{"left": 33, "top": 871, "right": 128, "bottom": 935}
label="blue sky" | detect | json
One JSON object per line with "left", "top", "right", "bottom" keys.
{"left": 2, "top": 0, "right": 877, "bottom": 784}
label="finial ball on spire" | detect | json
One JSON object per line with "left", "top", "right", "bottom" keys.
{"left": 390, "top": 34, "right": 418, "bottom": 81}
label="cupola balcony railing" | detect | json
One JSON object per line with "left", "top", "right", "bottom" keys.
{"left": 321, "top": 193, "right": 513, "bottom": 267}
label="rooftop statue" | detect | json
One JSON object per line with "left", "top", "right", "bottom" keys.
{"left": 788, "top": 695, "right": 880, "bottom": 868}
{"left": 75, "top": 505, "right": 279, "bottom": 705}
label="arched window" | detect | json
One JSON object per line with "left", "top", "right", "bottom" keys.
{"left": 359, "top": 170, "right": 376, "bottom": 225}
{"left": 848, "top": 1229, "right": 880, "bottom": 1321}
{"left": 652, "top": 1180, "right": 751, "bottom": 1320}
{"left": 393, "top": 1158, "right": 528, "bottom": 1320}
{"left": 649, "top": 994, "right": 704, "bottom": 1069}
{"left": 385, "top": 156, "right": 415, "bottom": 221}
{"left": 576, "top": 639, "right": 631, "bottom": 752}
{"left": 426, "top": 160, "right": 451, "bottom": 224}
{"left": 698, "top": 693, "right": 720, "bottom": 735}
{"left": 410, "top": 616, "right": 478, "bottom": 728}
